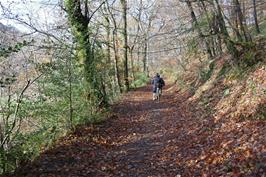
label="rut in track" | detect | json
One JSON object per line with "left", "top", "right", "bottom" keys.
{"left": 15, "top": 85, "right": 266, "bottom": 176}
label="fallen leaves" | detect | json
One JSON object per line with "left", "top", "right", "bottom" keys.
{"left": 14, "top": 84, "right": 266, "bottom": 177}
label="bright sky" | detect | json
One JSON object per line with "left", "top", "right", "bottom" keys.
{"left": 0, "top": 0, "right": 59, "bottom": 32}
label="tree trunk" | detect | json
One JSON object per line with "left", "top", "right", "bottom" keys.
{"left": 252, "top": 0, "right": 260, "bottom": 34}
{"left": 199, "top": 0, "right": 217, "bottom": 56}
{"left": 143, "top": 18, "right": 152, "bottom": 76}
{"left": 106, "top": 16, "right": 111, "bottom": 64}
{"left": 186, "top": 0, "right": 213, "bottom": 59}
{"left": 104, "top": 15, "right": 116, "bottom": 97}
{"left": 230, "top": 0, "right": 243, "bottom": 41}
{"left": 105, "top": 2, "right": 123, "bottom": 93}
{"left": 65, "top": 0, "right": 105, "bottom": 104}
{"left": 112, "top": 30, "right": 122, "bottom": 93}
{"left": 213, "top": 0, "right": 239, "bottom": 59}
{"left": 129, "top": 48, "right": 136, "bottom": 87}
{"left": 234, "top": 0, "right": 251, "bottom": 42}
{"left": 143, "top": 37, "right": 148, "bottom": 74}
{"left": 121, "top": 0, "right": 129, "bottom": 91}
{"left": 68, "top": 55, "right": 73, "bottom": 130}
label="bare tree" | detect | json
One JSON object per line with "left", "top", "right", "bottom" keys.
{"left": 120, "top": 0, "right": 129, "bottom": 91}
{"left": 253, "top": 0, "right": 260, "bottom": 33}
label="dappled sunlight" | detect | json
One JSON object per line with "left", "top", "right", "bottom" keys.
{"left": 214, "top": 65, "right": 266, "bottom": 121}
{"left": 14, "top": 77, "right": 266, "bottom": 176}
{"left": 189, "top": 57, "right": 228, "bottom": 101}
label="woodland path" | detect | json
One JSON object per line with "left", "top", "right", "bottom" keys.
{"left": 16, "top": 85, "right": 266, "bottom": 177}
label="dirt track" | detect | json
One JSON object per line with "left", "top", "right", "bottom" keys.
{"left": 16, "top": 85, "right": 266, "bottom": 177}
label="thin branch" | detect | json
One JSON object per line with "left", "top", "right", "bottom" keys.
{"left": 1, "top": 73, "right": 44, "bottom": 147}
{"left": 88, "top": 1, "right": 106, "bottom": 23}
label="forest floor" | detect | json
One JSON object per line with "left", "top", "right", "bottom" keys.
{"left": 15, "top": 84, "right": 266, "bottom": 177}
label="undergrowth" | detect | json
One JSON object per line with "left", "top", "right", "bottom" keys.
{"left": 176, "top": 37, "right": 266, "bottom": 121}
{"left": 131, "top": 72, "right": 149, "bottom": 88}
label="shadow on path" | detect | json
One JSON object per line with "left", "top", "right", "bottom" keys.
{"left": 14, "top": 84, "right": 266, "bottom": 177}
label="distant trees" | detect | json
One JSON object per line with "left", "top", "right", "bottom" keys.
{"left": 104, "top": 0, "right": 123, "bottom": 93}
{"left": 180, "top": 0, "right": 265, "bottom": 62}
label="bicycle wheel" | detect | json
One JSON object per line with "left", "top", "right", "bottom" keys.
{"left": 156, "top": 88, "right": 160, "bottom": 101}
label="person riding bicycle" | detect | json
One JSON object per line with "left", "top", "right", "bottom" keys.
{"left": 151, "top": 73, "right": 165, "bottom": 100}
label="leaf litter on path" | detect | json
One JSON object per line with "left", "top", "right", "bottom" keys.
{"left": 15, "top": 85, "right": 266, "bottom": 177}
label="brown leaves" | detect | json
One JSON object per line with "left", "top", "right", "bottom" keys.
{"left": 16, "top": 84, "right": 266, "bottom": 177}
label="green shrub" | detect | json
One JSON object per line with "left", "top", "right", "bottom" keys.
{"left": 242, "top": 50, "right": 256, "bottom": 66}
{"left": 0, "top": 49, "right": 116, "bottom": 175}
{"left": 131, "top": 72, "right": 149, "bottom": 88}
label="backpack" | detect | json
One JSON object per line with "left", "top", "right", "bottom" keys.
{"left": 155, "top": 77, "right": 164, "bottom": 88}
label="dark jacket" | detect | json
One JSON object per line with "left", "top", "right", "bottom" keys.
{"left": 152, "top": 76, "right": 165, "bottom": 93}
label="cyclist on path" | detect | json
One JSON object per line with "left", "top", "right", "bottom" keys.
{"left": 151, "top": 73, "right": 165, "bottom": 100}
